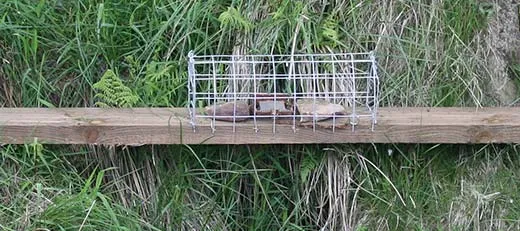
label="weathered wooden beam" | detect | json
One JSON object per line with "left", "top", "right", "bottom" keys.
{"left": 0, "top": 107, "right": 519, "bottom": 144}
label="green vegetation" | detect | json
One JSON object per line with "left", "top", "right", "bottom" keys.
{"left": 1, "top": 0, "right": 519, "bottom": 230}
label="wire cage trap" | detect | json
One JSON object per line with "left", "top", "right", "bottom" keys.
{"left": 187, "top": 50, "right": 380, "bottom": 133}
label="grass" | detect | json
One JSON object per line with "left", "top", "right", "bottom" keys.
{"left": 1, "top": 0, "right": 520, "bottom": 230}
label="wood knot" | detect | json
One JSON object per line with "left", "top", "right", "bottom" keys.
{"left": 469, "top": 128, "right": 494, "bottom": 143}
{"left": 85, "top": 128, "right": 99, "bottom": 143}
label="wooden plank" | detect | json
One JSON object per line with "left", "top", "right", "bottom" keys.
{"left": 0, "top": 107, "right": 519, "bottom": 145}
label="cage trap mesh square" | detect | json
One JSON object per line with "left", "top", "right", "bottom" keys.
{"left": 187, "top": 51, "right": 379, "bottom": 133}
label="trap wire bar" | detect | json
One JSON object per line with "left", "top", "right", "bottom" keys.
{"left": 187, "top": 50, "right": 380, "bottom": 133}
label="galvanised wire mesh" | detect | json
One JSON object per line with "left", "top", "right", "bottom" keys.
{"left": 187, "top": 50, "right": 379, "bottom": 133}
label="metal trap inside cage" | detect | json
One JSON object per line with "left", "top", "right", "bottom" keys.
{"left": 187, "top": 51, "right": 379, "bottom": 133}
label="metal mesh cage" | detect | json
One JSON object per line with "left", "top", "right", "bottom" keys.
{"left": 187, "top": 51, "right": 379, "bottom": 133}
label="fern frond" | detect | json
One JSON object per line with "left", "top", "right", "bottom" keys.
{"left": 218, "top": 7, "right": 253, "bottom": 32}
{"left": 93, "top": 69, "right": 139, "bottom": 107}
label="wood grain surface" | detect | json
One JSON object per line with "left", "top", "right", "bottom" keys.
{"left": 1, "top": 107, "right": 519, "bottom": 144}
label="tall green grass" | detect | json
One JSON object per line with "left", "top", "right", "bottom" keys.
{"left": 1, "top": 0, "right": 520, "bottom": 230}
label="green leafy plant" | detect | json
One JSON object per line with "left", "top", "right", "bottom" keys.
{"left": 92, "top": 69, "right": 139, "bottom": 108}
{"left": 141, "top": 61, "right": 177, "bottom": 106}
{"left": 319, "top": 14, "right": 340, "bottom": 48}
{"left": 300, "top": 153, "right": 318, "bottom": 184}
{"left": 218, "top": 6, "right": 253, "bottom": 32}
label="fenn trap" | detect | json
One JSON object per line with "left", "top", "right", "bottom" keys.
{"left": 187, "top": 51, "right": 380, "bottom": 133}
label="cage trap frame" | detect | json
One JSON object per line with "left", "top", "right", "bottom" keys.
{"left": 187, "top": 50, "right": 379, "bottom": 133}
